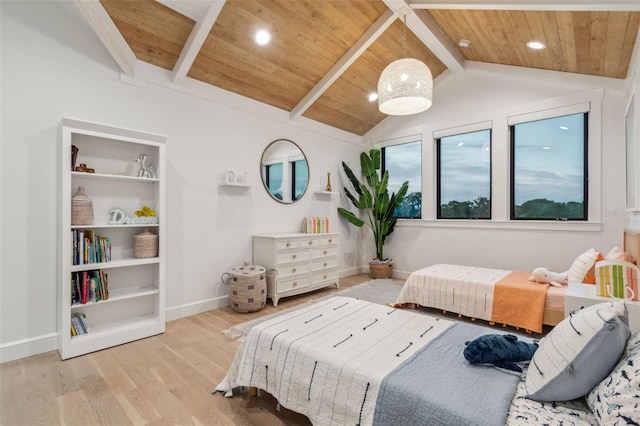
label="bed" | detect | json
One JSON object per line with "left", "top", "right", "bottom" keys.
{"left": 394, "top": 230, "right": 640, "bottom": 334}
{"left": 215, "top": 294, "right": 639, "bottom": 425}
{"left": 394, "top": 265, "right": 563, "bottom": 333}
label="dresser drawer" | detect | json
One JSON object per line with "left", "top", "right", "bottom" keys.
{"left": 276, "top": 250, "right": 310, "bottom": 264}
{"left": 311, "top": 246, "right": 338, "bottom": 259}
{"left": 320, "top": 235, "right": 338, "bottom": 245}
{"left": 278, "top": 263, "right": 311, "bottom": 278}
{"left": 312, "top": 269, "right": 338, "bottom": 284}
{"left": 312, "top": 258, "right": 338, "bottom": 271}
{"left": 276, "top": 239, "right": 299, "bottom": 250}
{"left": 298, "top": 237, "right": 321, "bottom": 248}
{"left": 279, "top": 275, "right": 311, "bottom": 293}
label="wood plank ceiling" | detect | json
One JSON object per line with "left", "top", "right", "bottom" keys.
{"left": 87, "top": 1, "right": 640, "bottom": 136}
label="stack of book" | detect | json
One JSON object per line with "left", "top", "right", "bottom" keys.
{"left": 70, "top": 313, "right": 91, "bottom": 336}
{"left": 72, "top": 229, "right": 111, "bottom": 265}
{"left": 302, "top": 217, "right": 330, "bottom": 234}
{"left": 71, "top": 269, "right": 108, "bottom": 305}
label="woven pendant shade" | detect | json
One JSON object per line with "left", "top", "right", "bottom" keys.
{"left": 377, "top": 58, "right": 433, "bottom": 116}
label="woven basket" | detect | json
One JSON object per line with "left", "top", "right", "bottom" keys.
{"left": 71, "top": 186, "right": 94, "bottom": 225}
{"left": 224, "top": 261, "right": 267, "bottom": 313}
{"left": 369, "top": 262, "right": 393, "bottom": 279}
{"left": 133, "top": 230, "right": 158, "bottom": 258}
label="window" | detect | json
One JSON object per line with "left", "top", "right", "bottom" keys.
{"left": 264, "top": 163, "right": 283, "bottom": 200}
{"left": 437, "top": 129, "right": 492, "bottom": 219}
{"left": 292, "top": 159, "right": 308, "bottom": 201}
{"left": 510, "top": 112, "right": 588, "bottom": 220}
{"left": 382, "top": 141, "right": 422, "bottom": 219}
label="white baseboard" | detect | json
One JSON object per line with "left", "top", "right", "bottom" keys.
{"left": 0, "top": 332, "right": 59, "bottom": 364}
{"left": 165, "top": 295, "right": 230, "bottom": 322}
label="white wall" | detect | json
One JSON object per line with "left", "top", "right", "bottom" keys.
{"left": 0, "top": 1, "right": 363, "bottom": 362}
{"left": 366, "top": 64, "right": 631, "bottom": 277}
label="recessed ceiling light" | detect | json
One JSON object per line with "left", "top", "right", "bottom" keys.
{"left": 542, "top": 146, "right": 551, "bottom": 150}
{"left": 560, "top": 126, "right": 569, "bottom": 130}
{"left": 526, "top": 40, "right": 545, "bottom": 50}
{"left": 254, "top": 29, "right": 271, "bottom": 46}
{"left": 368, "top": 92, "right": 378, "bottom": 102}
{"left": 458, "top": 39, "right": 471, "bottom": 48}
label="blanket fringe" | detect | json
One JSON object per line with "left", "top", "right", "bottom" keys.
{"left": 223, "top": 328, "right": 243, "bottom": 339}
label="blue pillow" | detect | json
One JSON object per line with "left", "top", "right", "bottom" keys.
{"left": 525, "top": 301, "right": 630, "bottom": 402}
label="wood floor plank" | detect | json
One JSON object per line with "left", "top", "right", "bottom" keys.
{"left": 0, "top": 274, "right": 371, "bottom": 425}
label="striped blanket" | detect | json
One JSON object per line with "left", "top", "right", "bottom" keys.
{"left": 395, "top": 264, "right": 549, "bottom": 333}
{"left": 215, "top": 296, "right": 522, "bottom": 425}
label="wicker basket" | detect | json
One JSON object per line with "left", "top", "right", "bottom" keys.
{"left": 223, "top": 261, "right": 267, "bottom": 313}
{"left": 133, "top": 230, "right": 159, "bottom": 258}
{"left": 369, "top": 261, "right": 393, "bottom": 279}
{"left": 71, "top": 186, "right": 94, "bottom": 225}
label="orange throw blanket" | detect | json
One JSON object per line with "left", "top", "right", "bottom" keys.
{"left": 491, "top": 271, "right": 549, "bottom": 333}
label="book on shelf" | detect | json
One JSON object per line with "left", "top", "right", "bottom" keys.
{"left": 72, "top": 229, "right": 111, "bottom": 265}
{"left": 71, "top": 269, "right": 108, "bottom": 305}
{"left": 70, "top": 312, "right": 92, "bottom": 336}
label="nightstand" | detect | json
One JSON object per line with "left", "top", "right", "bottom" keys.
{"left": 565, "top": 283, "right": 640, "bottom": 333}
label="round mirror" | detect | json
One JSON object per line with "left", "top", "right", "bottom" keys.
{"left": 260, "top": 139, "right": 309, "bottom": 203}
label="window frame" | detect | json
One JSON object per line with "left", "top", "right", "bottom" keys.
{"left": 509, "top": 108, "right": 589, "bottom": 221}
{"left": 436, "top": 128, "right": 493, "bottom": 220}
{"left": 380, "top": 137, "right": 423, "bottom": 220}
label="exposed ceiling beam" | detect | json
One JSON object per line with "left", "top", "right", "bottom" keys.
{"left": 409, "top": 0, "right": 640, "bottom": 11}
{"left": 171, "top": 1, "right": 226, "bottom": 85}
{"left": 73, "top": 0, "right": 138, "bottom": 78}
{"left": 290, "top": 9, "right": 397, "bottom": 120}
{"left": 407, "top": 11, "right": 465, "bottom": 73}
{"left": 384, "top": 0, "right": 465, "bottom": 73}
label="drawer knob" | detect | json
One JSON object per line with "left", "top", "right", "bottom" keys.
{"left": 328, "top": 239, "right": 332, "bottom": 243}
{"left": 309, "top": 241, "right": 313, "bottom": 245}
{"left": 323, "top": 250, "right": 328, "bottom": 255}
{"left": 292, "top": 254, "right": 297, "bottom": 259}
{"left": 293, "top": 281, "right": 298, "bottom": 287}
{"left": 324, "top": 262, "right": 328, "bottom": 267}
{"left": 323, "top": 274, "right": 327, "bottom": 279}
{"left": 286, "top": 242, "right": 291, "bottom": 247}
{"left": 292, "top": 268, "right": 297, "bottom": 273}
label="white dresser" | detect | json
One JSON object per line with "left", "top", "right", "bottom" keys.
{"left": 253, "top": 233, "right": 339, "bottom": 306}
{"left": 565, "top": 283, "right": 640, "bottom": 333}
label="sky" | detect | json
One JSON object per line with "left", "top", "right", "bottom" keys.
{"left": 384, "top": 113, "right": 585, "bottom": 206}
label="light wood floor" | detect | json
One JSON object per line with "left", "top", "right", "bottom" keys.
{"left": 0, "top": 274, "right": 372, "bottom": 426}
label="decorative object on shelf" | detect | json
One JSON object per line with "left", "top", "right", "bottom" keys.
{"left": 325, "top": 172, "right": 332, "bottom": 192}
{"left": 135, "top": 205, "right": 156, "bottom": 217}
{"left": 75, "top": 163, "right": 95, "bottom": 173}
{"left": 221, "top": 260, "right": 267, "bottom": 313}
{"left": 71, "top": 145, "right": 78, "bottom": 171}
{"left": 71, "top": 186, "right": 94, "bottom": 225}
{"left": 225, "top": 169, "right": 236, "bottom": 184}
{"left": 136, "top": 153, "right": 157, "bottom": 179}
{"left": 337, "top": 147, "right": 408, "bottom": 279}
{"left": 377, "top": 14, "right": 433, "bottom": 116}
{"left": 108, "top": 208, "right": 127, "bottom": 225}
{"left": 133, "top": 229, "right": 159, "bottom": 258}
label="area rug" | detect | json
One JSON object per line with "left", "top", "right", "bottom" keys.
{"left": 223, "top": 279, "right": 403, "bottom": 339}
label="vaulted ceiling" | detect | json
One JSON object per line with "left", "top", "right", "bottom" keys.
{"left": 76, "top": 0, "right": 640, "bottom": 136}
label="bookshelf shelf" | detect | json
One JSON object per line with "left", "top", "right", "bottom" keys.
{"left": 58, "top": 117, "right": 166, "bottom": 360}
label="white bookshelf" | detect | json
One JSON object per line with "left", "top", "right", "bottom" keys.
{"left": 57, "top": 118, "right": 166, "bottom": 360}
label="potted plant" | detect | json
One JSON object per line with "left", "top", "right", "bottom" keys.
{"left": 337, "top": 147, "right": 409, "bottom": 278}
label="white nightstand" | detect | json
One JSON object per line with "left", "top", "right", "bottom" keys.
{"left": 565, "top": 283, "right": 640, "bottom": 333}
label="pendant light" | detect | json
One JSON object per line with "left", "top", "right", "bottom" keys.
{"left": 377, "top": 14, "right": 433, "bottom": 116}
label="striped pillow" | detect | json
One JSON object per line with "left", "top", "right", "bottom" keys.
{"left": 568, "top": 249, "right": 604, "bottom": 284}
{"left": 525, "top": 301, "right": 630, "bottom": 402}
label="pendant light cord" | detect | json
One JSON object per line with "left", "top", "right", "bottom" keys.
{"left": 403, "top": 14, "right": 407, "bottom": 58}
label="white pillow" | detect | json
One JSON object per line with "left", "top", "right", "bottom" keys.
{"left": 525, "top": 301, "right": 630, "bottom": 402}
{"left": 568, "top": 249, "right": 601, "bottom": 283}
{"left": 587, "top": 331, "right": 640, "bottom": 424}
